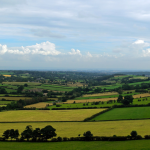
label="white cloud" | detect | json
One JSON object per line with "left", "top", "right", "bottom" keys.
{"left": 142, "top": 49, "right": 150, "bottom": 57}
{"left": 0, "top": 44, "right": 8, "bottom": 54}
{"left": 68, "top": 49, "right": 82, "bottom": 56}
{"left": 0, "top": 41, "right": 61, "bottom": 56}
{"left": 87, "top": 52, "right": 92, "bottom": 57}
{"left": 133, "top": 40, "right": 145, "bottom": 44}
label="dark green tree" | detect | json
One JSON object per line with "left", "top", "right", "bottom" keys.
{"left": 83, "top": 131, "right": 93, "bottom": 141}
{"left": 32, "top": 128, "right": 41, "bottom": 141}
{"left": 21, "top": 125, "right": 33, "bottom": 141}
{"left": 14, "top": 129, "right": 19, "bottom": 141}
{"left": 24, "top": 83, "right": 28, "bottom": 87}
{"left": 17, "top": 85, "right": 24, "bottom": 93}
{"left": 130, "top": 131, "right": 137, "bottom": 138}
{"left": 2, "top": 130, "right": 10, "bottom": 140}
{"left": 117, "top": 94, "right": 123, "bottom": 103}
{"left": 122, "top": 95, "right": 134, "bottom": 105}
{"left": 41, "top": 125, "right": 57, "bottom": 141}
{"left": 9, "top": 129, "right": 15, "bottom": 141}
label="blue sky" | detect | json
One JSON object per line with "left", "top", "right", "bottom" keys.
{"left": 1, "top": 0, "right": 150, "bottom": 70}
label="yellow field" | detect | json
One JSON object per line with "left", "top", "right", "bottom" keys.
{"left": 1, "top": 120, "right": 150, "bottom": 137}
{"left": 0, "top": 97, "right": 32, "bottom": 101}
{"left": 24, "top": 102, "right": 53, "bottom": 108}
{"left": 83, "top": 92, "right": 118, "bottom": 97}
{"left": 3, "top": 75, "right": 11, "bottom": 77}
{"left": 133, "top": 93, "right": 150, "bottom": 98}
{"left": 64, "top": 98, "right": 118, "bottom": 103}
{"left": 0, "top": 109, "right": 105, "bottom": 122}
{"left": 3, "top": 82, "right": 41, "bottom": 86}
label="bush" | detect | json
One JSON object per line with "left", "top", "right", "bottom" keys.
{"left": 83, "top": 131, "right": 93, "bottom": 141}
{"left": 130, "top": 131, "right": 137, "bottom": 138}
{"left": 63, "top": 137, "right": 68, "bottom": 141}
{"left": 51, "top": 138, "right": 58, "bottom": 142}
{"left": 57, "top": 136, "right": 62, "bottom": 142}
{"left": 56, "top": 104, "right": 61, "bottom": 107}
{"left": 136, "top": 135, "right": 142, "bottom": 140}
{"left": 144, "top": 135, "right": 150, "bottom": 139}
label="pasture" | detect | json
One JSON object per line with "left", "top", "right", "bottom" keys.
{"left": 24, "top": 102, "right": 53, "bottom": 108}
{"left": 1, "top": 140, "right": 150, "bottom": 150}
{"left": 64, "top": 98, "right": 118, "bottom": 103}
{"left": 1, "top": 120, "right": 150, "bottom": 137}
{"left": 0, "top": 109, "right": 104, "bottom": 122}
{"left": 91, "top": 107, "right": 150, "bottom": 121}
{"left": 82, "top": 92, "right": 118, "bottom": 97}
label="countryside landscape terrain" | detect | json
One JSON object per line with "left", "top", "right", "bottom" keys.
{"left": 1, "top": 70, "right": 150, "bottom": 149}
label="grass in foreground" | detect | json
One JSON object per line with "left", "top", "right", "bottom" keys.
{"left": 91, "top": 107, "right": 150, "bottom": 121}
{"left": 0, "top": 109, "right": 104, "bottom": 122}
{"left": 1, "top": 140, "right": 150, "bottom": 150}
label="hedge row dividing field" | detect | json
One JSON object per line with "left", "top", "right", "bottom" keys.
{"left": 74, "top": 93, "right": 150, "bottom": 100}
{"left": 91, "top": 107, "right": 150, "bottom": 121}
{"left": 0, "top": 109, "right": 105, "bottom": 122}
{"left": 0, "top": 97, "right": 32, "bottom": 101}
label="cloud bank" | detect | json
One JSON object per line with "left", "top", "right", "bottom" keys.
{"left": 0, "top": 41, "right": 61, "bottom": 55}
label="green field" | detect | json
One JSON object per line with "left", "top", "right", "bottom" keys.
{"left": 46, "top": 97, "right": 150, "bottom": 109}
{"left": 0, "top": 101, "right": 12, "bottom": 105}
{"left": 1, "top": 140, "right": 150, "bottom": 150}
{"left": 23, "top": 84, "right": 75, "bottom": 92}
{"left": 91, "top": 107, "right": 150, "bottom": 121}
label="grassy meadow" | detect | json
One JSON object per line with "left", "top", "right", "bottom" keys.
{"left": 91, "top": 107, "right": 150, "bottom": 121}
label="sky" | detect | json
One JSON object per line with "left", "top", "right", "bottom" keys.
{"left": 1, "top": 0, "right": 150, "bottom": 70}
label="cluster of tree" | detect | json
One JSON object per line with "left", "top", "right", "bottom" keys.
{"left": 1, "top": 128, "right": 143, "bottom": 142}
{"left": 2, "top": 125, "right": 56, "bottom": 141}
{"left": 117, "top": 95, "right": 134, "bottom": 105}
{"left": 24, "top": 91, "right": 43, "bottom": 97}
{"left": 0, "top": 97, "right": 48, "bottom": 111}
{"left": 135, "top": 89, "right": 148, "bottom": 93}
{"left": 0, "top": 87, "right": 7, "bottom": 94}
{"left": 88, "top": 75, "right": 114, "bottom": 86}
{"left": 47, "top": 91, "right": 62, "bottom": 98}
{"left": 5, "top": 70, "right": 110, "bottom": 85}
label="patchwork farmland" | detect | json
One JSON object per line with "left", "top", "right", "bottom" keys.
{"left": 1, "top": 71, "right": 150, "bottom": 149}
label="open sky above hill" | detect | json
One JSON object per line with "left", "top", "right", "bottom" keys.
{"left": 0, "top": 0, "right": 150, "bottom": 70}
